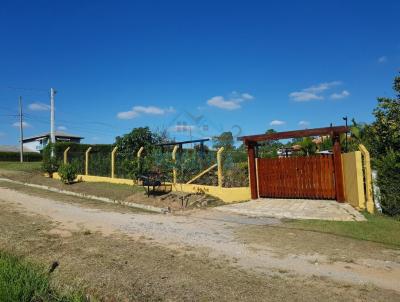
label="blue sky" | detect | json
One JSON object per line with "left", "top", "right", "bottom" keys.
{"left": 0, "top": 0, "right": 399, "bottom": 147}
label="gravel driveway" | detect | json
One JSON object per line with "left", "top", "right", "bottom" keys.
{"left": 1, "top": 186, "right": 399, "bottom": 293}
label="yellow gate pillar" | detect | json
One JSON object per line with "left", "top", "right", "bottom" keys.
{"left": 63, "top": 147, "right": 70, "bottom": 164}
{"left": 359, "top": 144, "right": 374, "bottom": 213}
{"left": 217, "top": 147, "right": 224, "bottom": 187}
{"left": 111, "top": 146, "right": 118, "bottom": 178}
{"left": 172, "top": 145, "right": 178, "bottom": 184}
{"left": 85, "top": 147, "right": 92, "bottom": 176}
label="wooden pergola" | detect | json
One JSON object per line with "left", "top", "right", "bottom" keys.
{"left": 239, "top": 126, "right": 349, "bottom": 202}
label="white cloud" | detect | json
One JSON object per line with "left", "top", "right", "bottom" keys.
{"left": 289, "top": 81, "right": 341, "bottom": 102}
{"left": 330, "top": 90, "right": 350, "bottom": 100}
{"left": 240, "top": 92, "right": 254, "bottom": 100}
{"left": 117, "top": 110, "right": 139, "bottom": 120}
{"left": 378, "top": 56, "right": 387, "bottom": 63}
{"left": 298, "top": 120, "right": 310, "bottom": 128}
{"left": 270, "top": 120, "right": 286, "bottom": 126}
{"left": 12, "top": 121, "right": 30, "bottom": 128}
{"left": 207, "top": 91, "right": 254, "bottom": 110}
{"left": 207, "top": 96, "right": 241, "bottom": 110}
{"left": 57, "top": 126, "right": 67, "bottom": 131}
{"left": 28, "top": 102, "right": 50, "bottom": 111}
{"left": 117, "top": 105, "right": 175, "bottom": 120}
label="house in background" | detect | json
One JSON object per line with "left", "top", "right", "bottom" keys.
{"left": 22, "top": 131, "right": 84, "bottom": 152}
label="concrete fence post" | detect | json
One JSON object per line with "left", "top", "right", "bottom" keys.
{"left": 172, "top": 145, "right": 179, "bottom": 184}
{"left": 359, "top": 144, "right": 374, "bottom": 214}
{"left": 85, "top": 147, "right": 92, "bottom": 176}
{"left": 217, "top": 147, "right": 224, "bottom": 187}
{"left": 63, "top": 147, "right": 70, "bottom": 164}
{"left": 137, "top": 146, "right": 144, "bottom": 169}
{"left": 111, "top": 146, "right": 118, "bottom": 178}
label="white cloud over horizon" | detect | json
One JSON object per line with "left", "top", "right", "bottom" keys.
{"left": 117, "top": 105, "right": 175, "bottom": 120}
{"left": 29, "top": 102, "right": 50, "bottom": 111}
{"left": 207, "top": 91, "right": 254, "bottom": 110}
{"left": 12, "top": 121, "right": 31, "bottom": 128}
{"left": 289, "top": 81, "right": 342, "bottom": 102}
{"left": 270, "top": 120, "right": 286, "bottom": 126}
{"left": 57, "top": 125, "right": 67, "bottom": 131}
{"left": 330, "top": 90, "right": 350, "bottom": 100}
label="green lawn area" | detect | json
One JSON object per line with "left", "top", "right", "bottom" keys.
{"left": 0, "top": 251, "right": 85, "bottom": 302}
{"left": 287, "top": 213, "right": 400, "bottom": 248}
{"left": 0, "top": 161, "right": 42, "bottom": 172}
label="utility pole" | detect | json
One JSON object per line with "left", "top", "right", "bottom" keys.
{"left": 19, "top": 96, "right": 24, "bottom": 162}
{"left": 50, "top": 88, "right": 56, "bottom": 158}
{"left": 50, "top": 88, "right": 56, "bottom": 144}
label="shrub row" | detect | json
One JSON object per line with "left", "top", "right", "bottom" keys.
{"left": 0, "top": 151, "right": 42, "bottom": 162}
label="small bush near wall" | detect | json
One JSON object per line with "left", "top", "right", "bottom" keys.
{"left": 58, "top": 163, "right": 78, "bottom": 184}
{"left": 376, "top": 150, "right": 400, "bottom": 217}
{"left": 0, "top": 151, "right": 42, "bottom": 162}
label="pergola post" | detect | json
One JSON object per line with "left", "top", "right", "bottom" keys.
{"left": 332, "top": 134, "right": 345, "bottom": 202}
{"left": 247, "top": 142, "right": 258, "bottom": 199}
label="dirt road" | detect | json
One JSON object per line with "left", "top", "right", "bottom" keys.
{"left": 1, "top": 185, "right": 399, "bottom": 301}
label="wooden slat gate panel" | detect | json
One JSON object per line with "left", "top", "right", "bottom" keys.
{"left": 257, "top": 155, "right": 336, "bottom": 199}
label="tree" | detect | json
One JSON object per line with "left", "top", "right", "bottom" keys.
{"left": 115, "top": 127, "right": 159, "bottom": 155}
{"left": 258, "top": 129, "right": 283, "bottom": 158}
{"left": 212, "top": 131, "right": 235, "bottom": 150}
{"left": 367, "top": 74, "right": 400, "bottom": 216}
{"left": 364, "top": 74, "right": 400, "bottom": 158}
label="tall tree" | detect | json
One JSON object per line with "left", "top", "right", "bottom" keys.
{"left": 367, "top": 74, "right": 400, "bottom": 216}
{"left": 212, "top": 131, "right": 235, "bottom": 150}
{"left": 115, "top": 127, "right": 158, "bottom": 155}
{"left": 365, "top": 74, "right": 400, "bottom": 158}
{"left": 258, "top": 129, "right": 283, "bottom": 158}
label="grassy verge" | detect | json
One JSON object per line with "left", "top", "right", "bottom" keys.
{"left": 0, "top": 251, "right": 85, "bottom": 302}
{"left": 286, "top": 213, "right": 400, "bottom": 247}
{"left": 0, "top": 161, "right": 42, "bottom": 172}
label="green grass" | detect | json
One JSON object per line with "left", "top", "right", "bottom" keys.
{"left": 287, "top": 213, "right": 400, "bottom": 247}
{"left": 0, "top": 161, "right": 42, "bottom": 172}
{"left": 0, "top": 251, "right": 86, "bottom": 302}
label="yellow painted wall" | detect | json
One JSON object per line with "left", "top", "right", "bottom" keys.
{"left": 53, "top": 173, "right": 250, "bottom": 203}
{"left": 53, "top": 173, "right": 136, "bottom": 186}
{"left": 342, "top": 151, "right": 365, "bottom": 209}
{"left": 171, "top": 183, "right": 251, "bottom": 203}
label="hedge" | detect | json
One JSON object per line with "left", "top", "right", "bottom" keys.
{"left": 0, "top": 151, "right": 42, "bottom": 162}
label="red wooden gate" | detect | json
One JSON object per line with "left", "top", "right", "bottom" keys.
{"left": 257, "top": 155, "right": 336, "bottom": 199}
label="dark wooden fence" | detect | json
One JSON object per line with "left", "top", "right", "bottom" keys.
{"left": 257, "top": 155, "right": 336, "bottom": 199}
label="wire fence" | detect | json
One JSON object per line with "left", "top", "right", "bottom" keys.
{"left": 59, "top": 147, "right": 249, "bottom": 187}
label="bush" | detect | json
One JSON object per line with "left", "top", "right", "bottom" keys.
{"left": 41, "top": 144, "right": 59, "bottom": 177}
{"left": 58, "top": 163, "right": 78, "bottom": 184}
{"left": 0, "top": 151, "right": 42, "bottom": 162}
{"left": 376, "top": 150, "right": 400, "bottom": 216}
